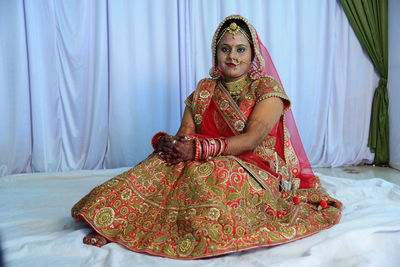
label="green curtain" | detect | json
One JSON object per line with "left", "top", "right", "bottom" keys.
{"left": 340, "top": 0, "right": 389, "bottom": 165}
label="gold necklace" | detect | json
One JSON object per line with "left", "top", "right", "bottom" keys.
{"left": 223, "top": 75, "right": 251, "bottom": 101}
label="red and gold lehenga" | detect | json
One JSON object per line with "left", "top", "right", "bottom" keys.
{"left": 71, "top": 15, "right": 342, "bottom": 260}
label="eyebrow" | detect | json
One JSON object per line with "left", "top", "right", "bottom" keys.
{"left": 219, "top": 43, "right": 248, "bottom": 47}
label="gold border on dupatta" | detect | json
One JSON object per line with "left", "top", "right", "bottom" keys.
{"left": 213, "top": 82, "right": 248, "bottom": 135}
{"left": 191, "top": 79, "right": 217, "bottom": 133}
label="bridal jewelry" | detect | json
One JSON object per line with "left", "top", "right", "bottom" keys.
{"left": 216, "top": 22, "right": 251, "bottom": 44}
{"left": 223, "top": 75, "right": 251, "bottom": 101}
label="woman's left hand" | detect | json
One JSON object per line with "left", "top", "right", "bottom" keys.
{"left": 158, "top": 136, "right": 195, "bottom": 165}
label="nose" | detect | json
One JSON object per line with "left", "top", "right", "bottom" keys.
{"left": 228, "top": 49, "right": 238, "bottom": 59}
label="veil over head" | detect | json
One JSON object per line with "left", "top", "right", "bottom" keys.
{"left": 210, "top": 15, "right": 317, "bottom": 188}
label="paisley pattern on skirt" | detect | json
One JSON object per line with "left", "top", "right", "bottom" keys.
{"left": 72, "top": 155, "right": 341, "bottom": 259}
{"left": 72, "top": 77, "right": 342, "bottom": 259}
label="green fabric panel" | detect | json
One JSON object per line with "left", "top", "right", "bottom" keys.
{"left": 340, "top": 0, "right": 389, "bottom": 165}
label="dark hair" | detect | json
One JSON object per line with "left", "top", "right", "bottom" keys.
{"left": 216, "top": 19, "right": 253, "bottom": 45}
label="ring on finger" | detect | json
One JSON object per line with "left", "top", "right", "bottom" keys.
{"left": 172, "top": 140, "right": 177, "bottom": 145}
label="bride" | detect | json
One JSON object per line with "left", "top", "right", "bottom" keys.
{"left": 72, "top": 14, "right": 342, "bottom": 259}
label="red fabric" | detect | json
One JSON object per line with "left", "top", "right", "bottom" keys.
{"left": 193, "top": 100, "right": 279, "bottom": 179}
{"left": 250, "top": 34, "right": 316, "bottom": 188}
{"left": 205, "top": 16, "right": 316, "bottom": 188}
{"left": 254, "top": 33, "right": 316, "bottom": 188}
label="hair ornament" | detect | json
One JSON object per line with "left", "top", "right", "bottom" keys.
{"left": 216, "top": 22, "right": 252, "bottom": 45}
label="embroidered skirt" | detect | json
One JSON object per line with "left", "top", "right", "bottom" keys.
{"left": 71, "top": 154, "right": 342, "bottom": 259}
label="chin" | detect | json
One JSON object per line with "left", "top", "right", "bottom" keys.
{"left": 224, "top": 71, "right": 244, "bottom": 80}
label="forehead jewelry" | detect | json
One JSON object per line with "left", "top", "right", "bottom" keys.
{"left": 227, "top": 22, "right": 240, "bottom": 37}
{"left": 216, "top": 22, "right": 252, "bottom": 45}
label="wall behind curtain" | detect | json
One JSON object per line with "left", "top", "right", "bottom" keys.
{"left": 0, "top": 0, "right": 378, "bottom": 176}
{"left": 388, "top": 0, "right": 400, "bottom": 170}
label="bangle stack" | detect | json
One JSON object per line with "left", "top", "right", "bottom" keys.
{"left": 151, "top": 132, "right": 168, "bottom": 150}
{"left": 195, "top": 137, "right": 229, "bottom": 161}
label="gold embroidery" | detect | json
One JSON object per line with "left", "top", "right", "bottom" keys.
{"left": 200, "top": 90, "right": 210, "bottom": 98}
{"left": 139, "top": 203, "right": 149, "bottom": 214}
{"left": 196, "top": 161, "right": 215, "bottom": 177}
{"left": 186, "top": 208, "right": 196, "bottom": 219}
{"left": 121, "top": 188, "right": 132, "bottom": 200}
{"left": 72, "top": 154, "right": 342, "bottom": 258}
{"left": 194, "top": 114, "right": 202, "bottom": 125}
{"left": 113, "top": 200, "right": 122, "bottom": 209}
{"left": 207, "top": 208, "right": 221, "bottom": 221}
{"left": 71, "top": 70, "right": 342, "bottom": 258}
{"left": 191, "top": 79, "right": 217, "bottom": 131}
{"left": 120, "top": 206, "right": 129, "bottom": 215}
{"left": 223, "top": 224, "right": 233, "bottom": 235}
{"left": 282, "top": 117, "right": 300, "bottom": 180}
{"left": 128, "top": 213, "right": 137, "bottom": 221}
{"left": 236, "top": 226, "right": 246, "bottom": 237}
{"left": 220, "top": 100, "right": 229, "bottom": 110}
{"left": 177, "top": 234, "right": 196, "bottom": 257}
{"left": 107, "top": 179, "right": 119, "bottom": 187}
{"left": 253, "top": 77, "right": 291, "bottom": 114}
{"left": 93, "top": 207, "right": 115, "bottom": 228}
{"left": 167, "top": 211, "right": 178, "bottom": 223}
{"left": 214, "top": 82, "right": 247, "bottom": 135}
{"left": 234, "top": 121, "right": 245, "bottom": 131}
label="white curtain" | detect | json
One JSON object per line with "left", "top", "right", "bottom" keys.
{"left": 389, "top": 0, "right": 400, "bottom": 170}
{"left": 0, "top": 0, "right": 379, "bottom": 176}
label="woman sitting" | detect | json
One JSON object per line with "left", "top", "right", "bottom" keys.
{"left": 72, "top": 14, "right": 342, "bottom": 259}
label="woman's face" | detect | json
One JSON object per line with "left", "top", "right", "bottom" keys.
{"left": 216, "top": 31, "right": 252, "bottom": 82}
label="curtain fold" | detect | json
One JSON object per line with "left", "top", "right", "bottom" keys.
{"left": 0, "top": 0, "right": 380, "bottom": 176}
{"left": 340, "top": 0, "right": 389, "bottom": 165}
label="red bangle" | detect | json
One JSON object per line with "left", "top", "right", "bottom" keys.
{"left": 222, "top": 137, "right": 229, "bottom": 155}
{"left": 198, "top": 139, "right": 203, "bottom": 160}
{"left": 209, "top": 139, "right": 217, "bottom": 157}
{"left": 151, "top": 132, "right": 168, "bottom": 150}
{"left": 194, "top": 138, "right": 200, "bottom": 160}
{"left": 201, "top": 139, "right": 209, "bottom": 160}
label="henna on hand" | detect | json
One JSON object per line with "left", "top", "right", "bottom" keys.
{"left": 158, "top": 136, "right": 195, "bottom": 164}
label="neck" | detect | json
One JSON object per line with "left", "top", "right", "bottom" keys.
{"left": 223, "top": 74, "right": 248, "bottom": 83}
{"left": 222, "top": 74, "right": 251, "bottom": 101}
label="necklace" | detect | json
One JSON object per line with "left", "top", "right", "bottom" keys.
{"left": 223, "top": 75, "right": 251, "bottom": 101}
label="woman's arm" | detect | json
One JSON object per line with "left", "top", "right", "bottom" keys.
{"left": 226, "top": 97, "right": 283, "bottom": 155}
{"left": 158, "top": 97, "right": 283, "bottom": 164}
{"left": 176, "top": 107, "right": 196, "bottom": 136}
{"left": 156, "top": 107, "right": 196, "bottom": 164}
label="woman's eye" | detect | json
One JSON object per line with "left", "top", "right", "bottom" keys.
{"left": 238, "top": 47, "right": 246, "bottom": 53}
{"left": 221, "top": 47, "right": 230, "bottom": 53}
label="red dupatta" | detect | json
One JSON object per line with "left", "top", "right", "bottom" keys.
{"left": 201, "top": 15, "right": 317, "bottom": 189}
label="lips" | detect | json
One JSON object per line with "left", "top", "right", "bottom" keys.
{"left": 226, "top": 63, "right": 237, "bottom": 68}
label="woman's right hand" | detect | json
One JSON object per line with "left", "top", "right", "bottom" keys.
{"left": 158, "top": 135, "right": 195, "bottom": 164}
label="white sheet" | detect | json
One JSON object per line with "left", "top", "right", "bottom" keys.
{"left": 1, "top": 168, "right": 399, "bottom": 267}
